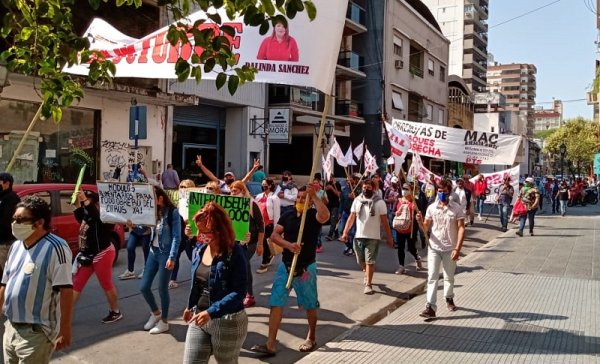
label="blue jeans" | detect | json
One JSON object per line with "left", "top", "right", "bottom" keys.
{"left": 519, "top": 210, "right": 536, "bottom": 233}
{"left": 140, "top": 247, "right": 171, "bottom": 320}
{"left": 326, "top": 207, "right": 340, "bottom": 238}
{"left": 280, "top": 205, "right": 294, "bottom": 216}
{"left": 127, "top": 232, "right": 150, "bottom": 272}
{"left": 476, "top": 196, "right": 486, "bottom": 215}
{"left": 387, "top": 208, "right": 398, "bottom": 242}
{"left": 559, "top": 200, "right": 567, "bottom": 215}
{"left": 499, "top": 204, "right": 511, "bottom": 229}
{"left": 171, "top": 238, "right": 193, "bottom": 281}
{"left": 339, "top": 210, "right": 356, "bottom": 251}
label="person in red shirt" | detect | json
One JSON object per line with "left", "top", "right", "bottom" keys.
{"left": 473, "top": 174, "right": 488, "bottom": 221}
{"left": 256, "top": 20, "right": 299, "bottom": 62}
{"left": 462, "top": 174, "right": 475, "bottom": 225}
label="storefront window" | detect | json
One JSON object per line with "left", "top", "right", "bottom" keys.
{"left": 0, "top": 99, "right": 98, "bottom": 184}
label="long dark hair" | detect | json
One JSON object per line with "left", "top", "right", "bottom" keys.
{"left": 193, "top": 202, "right": 235, "bottom": 254}
{"left": 154, "top": 186, "right": 176, "bottom": 218}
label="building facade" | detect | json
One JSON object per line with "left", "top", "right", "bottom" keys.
{"left": 533, "top": 100, "right": 563, "bottom": 131}
{"left": 421, "top": 0, "right": 489, "bottom": 93}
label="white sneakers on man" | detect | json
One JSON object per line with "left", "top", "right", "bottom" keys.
{"left": 143, "top": 313, "right": 161, "bottom": 331}
{"left": 149, "top": 320, "right": 169, "bottom": 334}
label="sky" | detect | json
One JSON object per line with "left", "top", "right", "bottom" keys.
{"left": 488, "top": 0, "right": 597, "bottom": 119}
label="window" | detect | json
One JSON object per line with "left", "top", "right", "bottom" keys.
{"left": 439, "top": 66, "right": 446, "bottom": 82}
{"left": 438, "top": 109, "right": 444, "bottom": 125}
{"left": 392, "top": 91, "right": 404, "bottom": 110}
{"left": 393, "top": 36, "right": 402, "bottom": 57}
{"left": 491, "top": 126, "right": 495, "bottom": 132}
{"left": 428, "top": 59, "right": 435, "bottom": 76}
{"left": 426, "top": 105, "right": 433, "bottom": 120}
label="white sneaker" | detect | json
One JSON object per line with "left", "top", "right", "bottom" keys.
{"left": 143, "top": 313, "right": 161, "bottom": 331}
{"left": 118, "top": 270, "right": 136, "bottom": 280}
{"left": 149, "top": 320, "right": 169, "bottom": 334}
{"left": 395, "top": 266, "right": 405, "bottom": 275}
{"left": 137, "top": 270, "right": 144, "bottom": 279}
{"left": 477, "top": 214, "right": 482, "bottom": 221}
{"left": 363, "top": 284, "right": 374, "bottom": 295}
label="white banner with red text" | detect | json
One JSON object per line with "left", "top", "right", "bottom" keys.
{"left": 469, "top": 166, "right": 520, "bottom": 205}
{"left": 391, "top": 119, "right": 522, "bottom": 165}
{"left": 65, "top": 0, "right": 348, "bottom": 94}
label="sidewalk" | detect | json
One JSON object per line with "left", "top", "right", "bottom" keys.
{"left": 299, "top": 204, "right": 600, "bottom": 363}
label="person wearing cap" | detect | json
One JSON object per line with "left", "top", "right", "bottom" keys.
{"left": 0, "top": 172, "right": 20, "bottom": 273}
{"left": 195, "top": 155, "right": 235, "bottom": 195}
{"left": 516, "top": 177, "right": 540, "bottom": 237}
{"left": 72, "top": 190, "right": 123, "bottom": 324}
{"left": 275, "top": 170, "right": 298, "bottom": 215}
{"left": 496, "top": 177, "right": 514, "bottom": 232}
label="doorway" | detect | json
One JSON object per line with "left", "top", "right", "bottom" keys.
{"left": 182, "top": 143, "right": 218, "bottom": 186}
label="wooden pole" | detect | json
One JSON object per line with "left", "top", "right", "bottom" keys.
{"left": 6, "top": 105, "right": 43, "bottom": 173}
{"left": 286, "top": 94, "right": 332, "bottom": 289}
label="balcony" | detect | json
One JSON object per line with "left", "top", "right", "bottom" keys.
{"left": 336, "top": 51, "right": 366, "bottom": 80}
{"left": 409, "top": 64, "right": 424, "bottom": 78}
{"left": 344, "top": 1, "right": 367, "bottom": 35}
{"left": 268, "top": 86, "right": 324, "bottom": 111}
{"left": 336, "top": 99, "right": 363, "bottom": 118}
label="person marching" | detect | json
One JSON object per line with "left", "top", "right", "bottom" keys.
{"left": 496, "top": 177, "right": 514, "bottom": 232}
{"left": 516, "top": 177, "right": 540, "bottom": 237}
{"left": 393, "top": 183, "right": 423, "bottom": 275}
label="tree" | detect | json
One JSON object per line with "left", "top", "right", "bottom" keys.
{"left": 0, "top": 0, "right": 316, "bottom": 121}
{"left": 543, "top": 117, "right": 599, "bottom": 177}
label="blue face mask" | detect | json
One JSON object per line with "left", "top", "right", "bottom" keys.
{"left": 437, "top": 192, "right": 448, "bottom": 202}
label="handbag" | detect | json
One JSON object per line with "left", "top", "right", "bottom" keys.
{"left": 512, "top": 199, "right": 527, "bottom": 217}
{"left": 76, "top": 251, "right": 96, "bottom": 266}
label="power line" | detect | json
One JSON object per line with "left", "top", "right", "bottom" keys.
{"left": 535, "top": 98, "right": 586, "bottom": 105}
{"left": 489, "top": 0, "right": 562, "bottom": 29}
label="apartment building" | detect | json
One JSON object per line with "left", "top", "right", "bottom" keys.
{"left": 421, "top": 0, "right": 489, "bottom": 93}
{"left": 487, "top": 63, "right": 537, "bottom": 137}
{"left": 533, "top": 100, "right": 563, "bottom": 131}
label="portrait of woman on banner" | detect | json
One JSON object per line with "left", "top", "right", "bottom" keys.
{"left": 256, "top": 19, "right": 299, "bottom": 62}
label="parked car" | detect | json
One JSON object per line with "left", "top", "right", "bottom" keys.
{"left": 13, "top": 183, "right": 126, "bottom": 262}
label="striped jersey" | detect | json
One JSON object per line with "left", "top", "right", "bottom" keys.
{"left": 1, "top": 233, "right": 73, "bottom": 340}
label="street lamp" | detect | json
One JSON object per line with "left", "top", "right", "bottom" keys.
{"left": 559, "top": 143, "right": 566, "bottom": 180}
{"left": 314, "top": 120, "right": 334, "bottom": 147}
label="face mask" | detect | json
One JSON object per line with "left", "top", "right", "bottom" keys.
{"left": 295, "top": 202, "right": 305, "bottom": 214}
{"left": 402, "top": 189, "right": 410, "bottom": 197}
{"left": 12, "top": 222, "right": 34, "bottom": 241}
{"left": 261, "top": 186, "right": 268, "bottom": 192}
{"left": 282, "top": 176, "right": 289, "bottom": 182}
{"left": 197, "top": 232, "right": 214, "bottom": 244}
{"left": 363, "top": 190, "right": 374, "bottom": 198}
{"left": 225, "top": 179, "right": 234, "bottom": 185}
{"left": 437, "top": 192, "right": 449, "bottom": 203}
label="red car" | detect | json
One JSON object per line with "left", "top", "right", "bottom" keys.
{"left": 13, "top": 183, "right": 126, "bottom": 262}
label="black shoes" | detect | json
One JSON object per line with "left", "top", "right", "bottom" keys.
{"left": 102, "top": 310, "right": 123, "bottom": 324}
{"left": 446, "top": 298, "right": 457, "bottom": 311}
{"left": 516, "top": 230, "right": 523, "bottom": 237}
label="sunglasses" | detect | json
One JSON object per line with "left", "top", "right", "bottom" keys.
{"left": 12, "top": 216, "right": 34, "bottom": 224}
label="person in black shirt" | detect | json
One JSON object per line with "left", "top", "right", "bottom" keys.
{"left": 0, "top": 172, "right": 20, "bottom": 275}
{"left": 251, "top": 185, "right": 329, "bottom": 356}
{"left": 324, "top": 174, "right": 342, "bottom": 241}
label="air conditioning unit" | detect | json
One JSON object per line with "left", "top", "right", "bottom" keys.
{"left": 394, "top": 59, "right": 404, "bottom": 69}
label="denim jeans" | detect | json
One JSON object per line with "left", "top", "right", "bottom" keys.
{"left": 140, "top": 247, "right": 171, "bottom": 320}
{"left": 339, "top": 210, "right": 356, "bottom": 251}
{"left": 171, "top": 238, "right": 193, "bottom": 281}
{"left": 426, "top": 249, "right": 456, "bottom": 312}
{"left": 519, "top": 209, "right": 536, "bottom": 233}
{"left": 326, "top": 206, "right": 340, "bottom": 238}
{"left": 499, "top": 204, "right": 511, "bottom": 229}
{"left": 476, "top": 196, "right": 486, "bottom": 215}
{"left": 559, "top": 200, "right": 567, "bottom": 215}
{"left": 387, "top": 208, "right": 398, "bottom": 242}
{"left": 127, "top": 232, "right": 150, "bottom": 272}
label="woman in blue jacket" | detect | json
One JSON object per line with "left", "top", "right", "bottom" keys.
{"left": 183, "top": 202, "right": 248, "bottom": 364}
{"left": 140, "top": 186, "right": 181, "bottom": 334}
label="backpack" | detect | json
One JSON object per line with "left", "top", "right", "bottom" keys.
{"left": 393, "top": 200, "right": 413, "bottom": 234}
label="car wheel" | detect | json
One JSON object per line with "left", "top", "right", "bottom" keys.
{"left": 110, "top": 235, "right": 120, "bottom": 265}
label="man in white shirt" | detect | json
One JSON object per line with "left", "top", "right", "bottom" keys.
{"left": 341, "top": 180, "right": 393, "bottom": 295}
{"left": 416, "top": 179, "right": 465, "bottom": 319}
{"left": 274, "top": 170, "right": 298, "bottom": 215}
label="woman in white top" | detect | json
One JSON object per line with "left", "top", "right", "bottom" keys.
{"left": 255, "top": 179, "right": 280, "bottom": 273}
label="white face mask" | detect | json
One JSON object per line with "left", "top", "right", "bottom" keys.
{"left": 402, "top": 189, "right": 410, "bottom": 197}
{"left": 12, "top": 222, "right": 35, "bottom": 241}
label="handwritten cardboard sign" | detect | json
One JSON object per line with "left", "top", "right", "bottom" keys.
{"left": 188, "top": 192, "right": 250, "bottom": 241}
{"left": 97, "top": 182, "right": 156, "bottom": 225}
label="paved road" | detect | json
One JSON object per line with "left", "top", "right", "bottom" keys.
{"left": 0, "top": 204, "right": 555, "bottom": 363}
{"left": 300, "top": 203, "right": 600, "bottom": 363}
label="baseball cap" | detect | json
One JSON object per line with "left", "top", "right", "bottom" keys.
{"left": 0, "top": 172, "right": 13, "bottom": 183}
{"left": 525, "top": 177, "right": 534, "bottom": 183}
{"left": 224, "top": 171, "right": 235, "bottom": 178}
{"left": 391, "top": 176, "right": 399, "bottom": 184}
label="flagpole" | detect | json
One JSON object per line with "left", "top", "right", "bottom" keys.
{"left": 286, "top": 94, "right": 332, "bottom": 290}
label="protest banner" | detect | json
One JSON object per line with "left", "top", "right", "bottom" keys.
{"left": 470, "top": 166, "right": 520, "bottom": 205}
{"left": 64, "top": 0, "right": 348, "bottom": 94}
{"left": 391, "top": 119, "right": 522, "bottom": 165}
{"left": 187, "top": 192, "right": 250, "bottom": 241}
{"left": 97, "top": 182, "right": 156, "bottom": 225}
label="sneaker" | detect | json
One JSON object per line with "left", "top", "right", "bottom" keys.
{"left": 168, "top": 280, "right": 178, "bottom": 289}
{"left": 501, "top": 227, "right": 507, "bottom": 232}
{"left": 469, "top": 220, "right": 474, "bottom": 226}
{"left": 101, "top": 310, "right": 123, "bottom": 324}
{"left": 266, "top": 255, "right": 276, "bottom": 266}
{"left": 256, "top": 264, "right": 269, "bottom": 274}
{"left": 516, "top": 230, "right": 523, "bottom": 237}
{"left": 363, "top": 284, "right": 374, "bottom": 295}
{"left": 343, "top": 249, "right": 355, "bottom": 257}
{"left": 137, "top": 270, "right": 144, "bottom": 279}
{"left": 446, "top": 297, "right": 457, "bottom": 311}
{"left": 530, "top": 232, "right": 534, "bottom": 236}
{"left": 243, "top": 294, "right": 256, "bottom": 308}
{"left": 143, "top": 313, "right": 161, "bottom": 331}
{"left": 316, "top": 246, "right": 324, "bottom": 253}
{"left": 419, "top": 304, "right": 436, "bottom": 319}
{"left": 395, "top": 266, "right": 405, "bottom": 275}
{"left": 477, "top": 214, "right": 482, "bottom": 221}
{"left": 325, "top": 236, "right": 334, "bottom": 241}
{"left": 118, "top": 270, "right": 136, "bottom": 280}
{"left": 149, "top": 320, "right": 169, "bottom": 334}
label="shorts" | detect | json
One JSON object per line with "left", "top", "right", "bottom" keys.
{"left": 353, "top": 238, "right": 380, "bottom": 265}
{"left": 73, "top": 245, "right": 116, "bottom": 292}
{"left": 269, "top": 262, "right": 319, "bottom": 310}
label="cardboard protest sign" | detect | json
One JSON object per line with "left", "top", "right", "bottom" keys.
{"left": 175, "top": 188, "right": 205, "bottom": 222}
{"left": 188, "top": 192, "right": 250, "bottom": 241}
{"left": 97, "top": 182, "right": 156, "bottom": 225}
